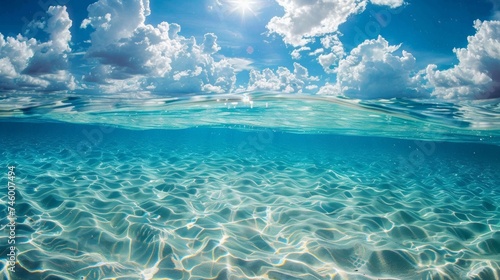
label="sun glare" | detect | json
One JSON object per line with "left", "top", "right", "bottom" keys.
{"left": 227, "top": 0, "right": 259, "bottom": 17}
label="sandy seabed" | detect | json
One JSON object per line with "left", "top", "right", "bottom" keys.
{"left": 0, "top": 123, "right": 499, "bottom": 280}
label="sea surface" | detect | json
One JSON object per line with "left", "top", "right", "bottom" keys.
{"left": 0, "top": 92, "right": 499, "bottom": 280}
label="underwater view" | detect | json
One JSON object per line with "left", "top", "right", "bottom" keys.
{"left": 1, "top": 0, "right": 500, "bottom": 280}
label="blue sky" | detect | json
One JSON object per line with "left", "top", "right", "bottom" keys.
{"left": 0, "top": 0, "right": 499, "bottom": 99}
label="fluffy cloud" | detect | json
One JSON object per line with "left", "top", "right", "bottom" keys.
{"left": 266, "top": 0, "right": 367, "bottom": 46}
{"left": 267, "top": 0, "right": 405, "bottom": 47}
{"left": 0, "top": 6, "right": 75, "bottom": 92}
{"left": 225, "top": 58, "right": 254, "bottom": 73}
{"left": 247, "top": 62, "right": 318, "bottom": 93}
{"left": 202, "top": 33, "right": 221, "bottom": 54}
{"left": 426, "top": 20, "right": 500, "bottom": 99}
{"left": 291, "top": 46, "right": 311, "bottom": 60}
{"left": 269, "top": 1, "right": 499, "bottom": 100}
{"left": 318, "top": 34, "right": 345, "bottom": 73}
{"left": 317, "top": 20, "right": 500, "bottom": 100}
{"left": 370, "top": 0, "right": 404, "bottom": 8}
{"left": 81, "top": 0, "right": 151, "bottom": 47}
{"left": 321, "top": 36, "right": 425, "bottom": 99}
{"left": 82, "top": 0, "right": 235, "bottom": 94}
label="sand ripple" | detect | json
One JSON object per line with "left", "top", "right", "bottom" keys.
{"left": 0, "top": 124, "right": 499, "bottom": 279}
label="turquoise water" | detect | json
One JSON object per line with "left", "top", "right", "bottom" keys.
{"left": 1, "top": 93, "right": 500, "bottom": 279}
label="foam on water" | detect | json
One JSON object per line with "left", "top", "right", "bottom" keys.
{"left": 0, "top": 122, "right": 499, "bottom": 280}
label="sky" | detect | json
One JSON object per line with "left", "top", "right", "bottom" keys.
{"left": 0, "top": 0, "right": 499, "bottom": 100}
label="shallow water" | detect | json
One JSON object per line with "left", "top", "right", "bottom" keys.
{"left": 1, "top": 93, "right": 500, "bottom": 143}
{"left": 1, "top": 93, "right": 500, "bottom": 279}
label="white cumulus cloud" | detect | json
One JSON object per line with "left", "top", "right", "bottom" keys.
{"left": 266, "top": 0, "right": 405, "bottom": 47}
{"left": 291, "top": 46, "right": 311, "bottom": 60}
{"left": 0, "top": 6, "right": 75, "bottom": 92}
{"left": 81, "top": 0, "right": 235, "bottom": 94}
{"left": 266, "top": 0, "right": 367, "bottom": 47}
{"left": 318, "top": 34, "right": 345, "bottom": 73}
{"left": 321, "top": 36, "right": 425, "bottom": 99}
{"left": 248, "top": 62, "right": 318, "bottom": 93}
{"left": 370, "top": 0, "right": 404, "bottom": 8}
{"left": 426, "top": 20, "right": 500, "bottom": 99}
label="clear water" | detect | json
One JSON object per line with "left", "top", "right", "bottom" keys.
{"left": 1, "top": 93, "right": 500, "bottom": 280}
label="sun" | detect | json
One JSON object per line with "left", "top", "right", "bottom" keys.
{"left": 227, "top": 0, "right": 259, "bottom": 17}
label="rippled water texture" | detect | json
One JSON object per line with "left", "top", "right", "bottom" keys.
{"left": 0, "top": 121, "right": 499, "bottom": 279}
{"left": 1, "top": 93, "right": 500, "bottom": 144}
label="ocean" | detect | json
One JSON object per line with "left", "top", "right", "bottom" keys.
{"left": 0, "top": 92, "right": 499, "bottom": 279}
